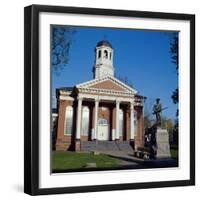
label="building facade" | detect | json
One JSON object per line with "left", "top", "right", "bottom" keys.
{"left": 55, "top": 40, "right": 145, "bottom": 151}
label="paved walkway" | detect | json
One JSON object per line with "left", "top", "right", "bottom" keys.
{"left": 98, "top": 150, "right": 178, "bottom": 169}
{"left": 98, "top": 150, "right": 145, "bottom": 169}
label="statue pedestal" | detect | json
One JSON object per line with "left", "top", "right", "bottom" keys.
{"left": 156, "top": 128, "right": 171, "bottom": 158}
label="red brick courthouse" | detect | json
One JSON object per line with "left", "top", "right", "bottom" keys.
{"left": 55, "top": 40, "right": 145, "bottom": 151}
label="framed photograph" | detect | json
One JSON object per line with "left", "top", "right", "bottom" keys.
{"left": 24, "top": 4, "right": 195, "bottom": 195}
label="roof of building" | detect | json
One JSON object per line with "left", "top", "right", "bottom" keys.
{"left": 96, "top": 40, "right": 113, "bottom": 48}
{"left": 76, "top": 75, "right": 137, "bottom": 95}
{"left": 56, "top": 87, "right": 74, "bottom": 97}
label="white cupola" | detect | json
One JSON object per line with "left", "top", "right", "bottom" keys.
{"left": 93, "top": 40, "right": 115, "bottom": 79}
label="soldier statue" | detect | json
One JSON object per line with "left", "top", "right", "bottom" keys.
{"left": 153, "top": 98, "right": 162, "bottom": 126}
{"left": 143, "top": 98, "right": 168, "bottom": 159}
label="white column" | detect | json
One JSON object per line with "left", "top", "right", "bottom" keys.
{"left": 130, "top": 101, "right": 135, "bottom": 140}
{"left": 115, "top": 99, "right": 120, "bottom": 140}
{"left": 94, "top": 98, "right": 99, "bottom": 140}
{"left": 76, "top": 97, "right": 82, "bottom": 140}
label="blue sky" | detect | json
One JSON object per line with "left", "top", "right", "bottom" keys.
{"left": 52, "top": 26, "right": 178, "bottom": 120}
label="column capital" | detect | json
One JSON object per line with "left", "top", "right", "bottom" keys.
{"left": 94, "top": 96, "right": 100, "bottom": 103}
{"left": 116, "top": 99, "right": 121, "bottom": 104}
{"left": 77, "top": 96, "right": 83, "bottom": 101}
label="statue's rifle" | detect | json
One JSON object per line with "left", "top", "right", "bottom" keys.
{"left": 152, "top": 107, "right": 168, "bottom": 115}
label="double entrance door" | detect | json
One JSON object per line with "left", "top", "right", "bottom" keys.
{"left": 97, "top": 118, "right": 109, "bottom": 141}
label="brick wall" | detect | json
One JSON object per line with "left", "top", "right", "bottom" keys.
{"left": 56, "top": 99, "right": 76, "bottom": 151}
{"left": 134, "top": 106, "right": 144, "bottom": 149}
{"left": 55, "top": 98, "right": 143, "bottom": 151}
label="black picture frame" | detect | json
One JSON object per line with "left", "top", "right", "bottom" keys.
{"left": 24, "top": 4, "right": 195, "bottom": 195}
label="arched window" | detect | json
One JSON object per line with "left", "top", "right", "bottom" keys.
{"left": 64, "top": 106, "right": 73, "bottom": 135}
{"left": 119, "top": 109, "right": 124, "bottom": 137}
{"left": 98, "top": 118, "right": 108, "bottom": 125}
{"left": 104, "top": 50, "right": 108, "bottom": 58}
{"left": 134, "top": 111, "right": 138, "bottom": 136}
{"left": 81, "top": 106, "right": 90, "bottom": 135}
{"left": 98, "top": 50, "right": 101, "bottom": 58}
{"left": 110, "top": 52, "right": 112, "bottom": 60}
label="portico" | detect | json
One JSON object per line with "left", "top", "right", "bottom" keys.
{"left": 75, "top": 95, "right": 135, "bottom": 142}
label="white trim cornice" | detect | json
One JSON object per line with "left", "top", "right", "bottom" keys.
{"left": 59, "top": 96, "right": 74, "bottom": 101}
{"left": 78, "top": 93, "right": 133, "bottom": 103}
{"left": 59, "top": 93, "right": 143, "bottom": 106}
{"left": 78, "top": 87, "right": 135, "bottom": 97}
{"left": 76, "top": 76, "right": 137, "bottom": 94}
{"left": 59, "top": 90, "right": 72, "bottom": 95}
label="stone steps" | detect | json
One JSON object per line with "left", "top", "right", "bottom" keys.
{"left": 116, "top": 141, "right": 134, "bottom": 152}
{"left": 81, "top": 141, "right": 133, "bottom": 152}
{"left": 81, "top": 141, "right": 97, "bottom": 152}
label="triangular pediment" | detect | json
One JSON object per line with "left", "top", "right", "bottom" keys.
{"left": 88, "top": 80, "right": 127, "bottom": 92}
{"left": 76, "top": 76, "right": 137, "bottom": 94}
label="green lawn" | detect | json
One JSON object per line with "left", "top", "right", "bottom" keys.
{"left": 52, "top": 151, "right": 121, "bottom": 171}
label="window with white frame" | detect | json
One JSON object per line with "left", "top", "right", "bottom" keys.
{"left": 119, "top": 109, "right": 124, "bottom": 137}
{"left": 64, "top": 106, "right": 73, "bottom": 135}
{"left": 81, "top": 106, "right": 90, "bottom": 135}
{"left": 98, "top": 118, "right": 108, "bottom": 125}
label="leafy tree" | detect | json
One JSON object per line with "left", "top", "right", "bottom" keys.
{"left": 171, "top": 88, "right": 178, "bottom": 104}
{"left": 51, "top": 26, "right": 76, "bottom": 72}
{"left": 169, "top": 32, "right": 179, "bottom": 144}
{"left": 172, "top": 118, "right": 179, "bottom": 145}
{"left": 169, "top": 32, "right": 179, "bottom": 111}
{"left": 162, "top": 117, "right": 173, "bottom": 130}
{"left": 170, "top": 33, "right": 179, "bottom": 72}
